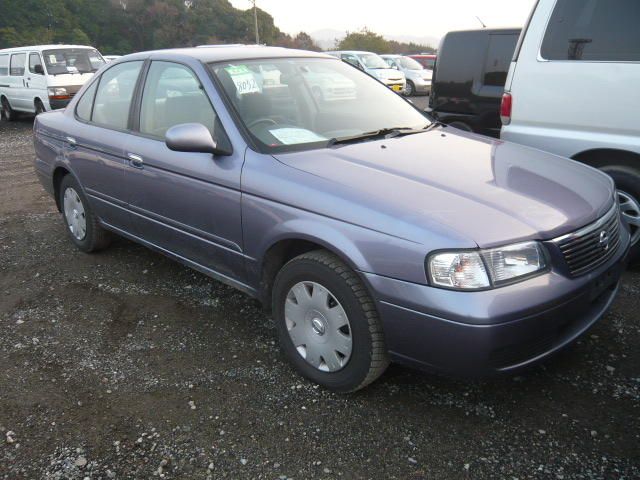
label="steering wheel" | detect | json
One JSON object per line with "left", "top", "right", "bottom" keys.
{"left": 247, "top": 117, "right": 279, "bottom": 129}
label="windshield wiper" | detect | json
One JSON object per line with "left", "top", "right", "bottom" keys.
{"left": 327, "top": 125, "right": 431, "bottom": 146}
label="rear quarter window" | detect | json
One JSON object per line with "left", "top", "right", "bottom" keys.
{"left": 541, "top": 0, "right": 640, "bottom": 61}
{"left": 483, "top": 34, "right": 519, "bottom": 86}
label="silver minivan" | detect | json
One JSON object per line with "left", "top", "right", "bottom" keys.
{"left": 380, "top": 54, "right": 432, "bottom": 96}
{"left": 326, "top": 50, "right": 406, "bottom": 93}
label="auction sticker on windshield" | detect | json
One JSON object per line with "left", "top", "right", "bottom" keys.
{"left": 269, "top": 128, "right": 327, "bottom": 145}
{"left": 225, "top": 65, "right": 260, "bottom": 95}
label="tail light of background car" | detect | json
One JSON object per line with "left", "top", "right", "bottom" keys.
{"left": 500, "top": 92, "right": 512, "bottom": 125}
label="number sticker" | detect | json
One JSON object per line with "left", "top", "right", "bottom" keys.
{"left": 225, "top": 65, "right": 260, "bottom": 95}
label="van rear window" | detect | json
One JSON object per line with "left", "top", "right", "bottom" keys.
{"left": 541, "top": 0, "right": 640, "bottom": 61}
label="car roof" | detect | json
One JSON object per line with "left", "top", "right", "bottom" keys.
{"left": 0, "top": 45, "right": 97, "bottom": 53}
{"left": 326, "top": 50, "right": 378, "bottom": 56}
{"left": 118, "top": 45, "right": 332, "bottom": 63}
{"left": 445, "top": 27, "right": 521, "bottom": 36}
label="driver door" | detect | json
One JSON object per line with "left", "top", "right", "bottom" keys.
{"left": 124, "top": 61, "right": 245, "bottom": 282}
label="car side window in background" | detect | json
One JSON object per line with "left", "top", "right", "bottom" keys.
{"left": 29, "top": 53, "right": 43, "bottom": 74}
{"left": 10, "top": 53, "right": 26, "bottom": 76}
{"left": 76, "top": 80, "right": 99, "bottom": 122}
{"left": 0, "top": 55, "right": 8, "bottom": 76}
{"left": 341, "top": 54, "right": 361, "bottom": 69}
{"left": 541, "top": 0, "right": 640, "bottom": 61}
{"left": 92, "top": 61, "right": 143, "bottom": 130}
{"left": 139, "top": 61, "right": 218, "bottom": 139}
{"left": 483, "top": 34, "right": 519, "bottom": 87}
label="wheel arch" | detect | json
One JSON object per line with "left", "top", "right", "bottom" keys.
{"left": 52, "top": 166, "right": 72, "bottom": 212}
{"left": 572, "top": 148, "right": 640, "bottom": 172}
{"left": 258, "top": 233, "right": 373, "bottom": 311}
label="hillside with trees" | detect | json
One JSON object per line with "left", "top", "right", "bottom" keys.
{"left": 0, "top": 0, "right": 320, "bottom": 53}
{"left": 337, "top": 28, "right": 436, "bottom": 54}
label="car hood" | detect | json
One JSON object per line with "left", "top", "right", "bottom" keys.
{"left": 273, "top": 129, "right": 615, "bottom": 248}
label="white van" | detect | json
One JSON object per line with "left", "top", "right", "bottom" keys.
{"left": 0, "top": 45, "right": 105, "bottom": 120}
{"left": 500, "top": 0, "right": 640, "bottom": 257}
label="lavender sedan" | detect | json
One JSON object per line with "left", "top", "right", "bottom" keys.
{"left": 33, "top": 46, "right": 632, "bottom": 392}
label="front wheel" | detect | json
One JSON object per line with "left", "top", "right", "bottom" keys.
{"left": 1, "top": 97, "right": 18, "bottom": 122}
{"left": 404, "top": 81, "right": 415, "bottom": 96}
{"left": 272, "top": 250, "right": 389, "bottom": 392}
{"left": 602, "top": 167, "right": 640, "bottom": 264}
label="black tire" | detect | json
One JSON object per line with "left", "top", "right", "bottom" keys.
{"left": 448, "top": 121, "right": 473, "bottom": 132}
{"left": 1, "top": 97, "right": 18, "bottom": 122}
{"left": 272, "top": 250, "right": 389, "bottom": 392}
{"left": 35, "top": 99, "right": 46, "bottom": 116}
{"left": 600, "top": 166, "right": 640, "bottom": 264}
{"left": 404, "top": 80, "right": 415, "bottom": 96}
{"left": 59, "top": 175, "right": 111, "bottom": 253}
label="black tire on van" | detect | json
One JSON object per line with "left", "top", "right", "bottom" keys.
{"left": 1, "top": 97, "right": 18, "bottom": 122}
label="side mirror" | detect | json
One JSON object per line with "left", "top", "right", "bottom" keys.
{"left": 165, "top": 123, "right": 232, "bottom": 156}
{"left": 34, "top": 64, "right": 44, "bottom": 75}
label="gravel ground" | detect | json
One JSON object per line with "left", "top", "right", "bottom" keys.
{"left": 1, "top": 116, "right": 639, "bottom": 480}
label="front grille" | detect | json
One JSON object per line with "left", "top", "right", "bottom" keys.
{"left": 553, "top": 205, "right": 621, "bottom": 277}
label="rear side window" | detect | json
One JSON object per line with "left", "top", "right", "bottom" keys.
{"left": 92, "top": 61, "right": 143, "bottom": 130}
{"left": 541, "top": 0, "right": 640, "bottom": 61}
{"left": 76, "top": 80, "right": 98, "bottom": 121}
{"left": 0, "top": 55, "right": 9, "bottom": 76}
{"left": 10, "top": 53, "right": 26, "bottom": 76}
{"left": 483, "top": 34, "right": 519, "bottom": 86}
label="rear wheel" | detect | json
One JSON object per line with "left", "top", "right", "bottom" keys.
{"left": 272, "top": 250, "right": 389, "bottom": 392}
{"left": 59, "top": 175, "right": 111, "bottom": 253}
{"left": 1, "top": 97, "right": 18, "bottom": 122}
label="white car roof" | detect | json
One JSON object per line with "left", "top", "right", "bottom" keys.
{"left": 0, "top": 45, "right": 98, "bottom": 54}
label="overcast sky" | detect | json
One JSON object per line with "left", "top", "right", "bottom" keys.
{"left": 229, "top": 0, "right": 537, "bottom": 41}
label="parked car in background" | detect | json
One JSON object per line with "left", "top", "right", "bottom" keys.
{"left": 34, "top": 46, "right": 631, "bottom": 392}
{"left": 300, "top": 62, "right": 356, "bottom": 102}
{"left": 103, "top": 55, "right": 121, "bottom": 62}
{"left": 326, "top": 50, "right": 406, "bottom": 93}
{"left": 380, "top": 54, "right": 432, "bottom": 96}
{"left": 501, "top": 0, "right": 640, "bottom": 260}
{"left": 0, "top": 45, "right": 105, "bottom": 119}
{"left": 428, "top": 28, "right": 520, "bottom": 137}
{"left": 408, "top": 54, "right": 437, "bottom": 71}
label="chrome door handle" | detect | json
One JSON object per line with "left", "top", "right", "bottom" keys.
{"left": 65, "top": 136, "right": 77, "bottom": 148}
{"left": 127, "top": 153, "right": 144, "bottom": 169}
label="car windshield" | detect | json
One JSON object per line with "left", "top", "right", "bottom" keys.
{"left": 42, "top": 48, "right": 105, "bottom": 75}
{"left": 209, "top": 57, "right": 430, "bottom": 153}
{"left": 398, "top": 56, "right": 423, "bottom": 70}
{"left": 358, "top": 53, "right": 389, "bottom": 69}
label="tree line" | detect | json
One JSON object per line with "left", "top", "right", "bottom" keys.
{"left": 0, "top": 0, "right": 434, "bottom": 55}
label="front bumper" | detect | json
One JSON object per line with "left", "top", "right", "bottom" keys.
{"left": 364, "top": 235, "right": 630, "bottom": 376}
{"left": 410, "top": 78, "right": 432, "bottom": 94}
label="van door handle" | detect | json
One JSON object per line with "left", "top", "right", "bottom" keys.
{"left": 127, "top": 153, "right": 144, "bottom": 169}
{"left": 65, "top": 136, "right": 77, "bottom": 148}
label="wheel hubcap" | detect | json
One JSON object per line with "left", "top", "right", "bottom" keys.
{"left": 618, "top": 190, "right": 640, "bottom": 246}
{"left": 284, "top": 281, "right": 352, "bottom": 372}
{"left": 63, "top": 187, "right": 87, "bottom": 241}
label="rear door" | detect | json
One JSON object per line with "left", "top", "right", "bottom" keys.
{"left": 123, "top": 60, "right": 245, "bottom": 281}
{"left": 67, "top": 60, "right": 145, "bottom": 230}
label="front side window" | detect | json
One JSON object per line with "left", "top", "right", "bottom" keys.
{"left": 92, "top": 61, "right": 143, "bottom": 130}
{"left": 43, "top": 48, "right": 105, "bottom": 74}
{"left": 0, "top": 55, "right": 8, "bottom": 76}
{"left": 210, "top": 57, "right": 430, "bottom": 153}
{"left": 10, "top": 53, "right": 26, "bottom": 76}
{"left": 541, "top": 0, "right": 640, "bottom": 61}
{"left": 483, "top": 34, "right": 519, "bottom": 86}
{"left": 140, "top": 61, "right": 218, "bottom": 139}
{"left": 341, "top": 54, "right": 360, "bottom": 68}
{"left": 29, "top": 53, "right": 43, "bottom": 74}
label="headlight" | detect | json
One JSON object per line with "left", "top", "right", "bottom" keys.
{"left": 48, "top": 87, "right": 69, "bottom": 98}
{"left": 427, "top": 241, "right": 547, "bottom": 290}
